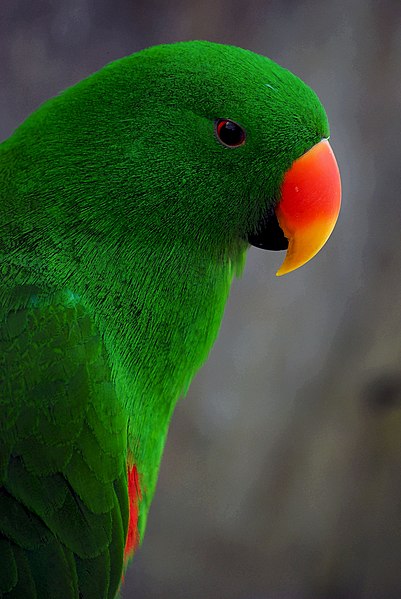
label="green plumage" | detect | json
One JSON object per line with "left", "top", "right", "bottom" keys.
{"left": 0, "top": 297, "right": 127, "bottom": 597}
{"left": 0, "top": 41, "right": 329, "bottom": 597}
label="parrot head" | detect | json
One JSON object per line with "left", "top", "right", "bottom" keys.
{"left": 8, "top": 41, "right": 340, "bottom": 279}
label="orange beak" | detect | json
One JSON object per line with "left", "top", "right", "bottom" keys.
{"left": 275, "top": 139, "right": 341, "bottom": 276}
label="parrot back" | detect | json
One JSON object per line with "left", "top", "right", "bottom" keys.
{"left": 0, "top": 294, "right": 135, "bottom": 598}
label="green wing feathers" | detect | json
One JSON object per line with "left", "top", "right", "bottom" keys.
{"left": 0, "top": 298, "right": 129, "bottom": 598}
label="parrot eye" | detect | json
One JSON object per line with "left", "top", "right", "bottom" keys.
{"left": 215, "top": 119, "right": 246, "bottom": 148}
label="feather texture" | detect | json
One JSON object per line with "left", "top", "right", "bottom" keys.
{"left": 0, "top": 299, "right": 129, "bottom": 598}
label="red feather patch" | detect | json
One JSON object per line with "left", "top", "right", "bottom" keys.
{"left": 124, "top": 464, "right": 141, "bottom": 561}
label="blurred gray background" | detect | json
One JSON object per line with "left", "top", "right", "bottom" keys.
{"left": 1, "top": 1, "right": 401, "bottom": 598}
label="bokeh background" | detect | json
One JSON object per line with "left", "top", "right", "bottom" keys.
{"left": 1, "top": 1, "right": 401, "bottom": 598}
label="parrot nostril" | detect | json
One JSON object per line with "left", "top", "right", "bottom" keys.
{"left": 247, "top": 208, "right": 289, "bottom": 251}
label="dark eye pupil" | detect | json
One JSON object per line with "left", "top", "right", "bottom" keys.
{"left": 216, "top": 119, "right": 246, "bottom": 147}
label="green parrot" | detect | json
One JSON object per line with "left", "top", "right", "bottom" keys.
{"left": 0, "top": 41, "right": 341, "bottom": 597}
